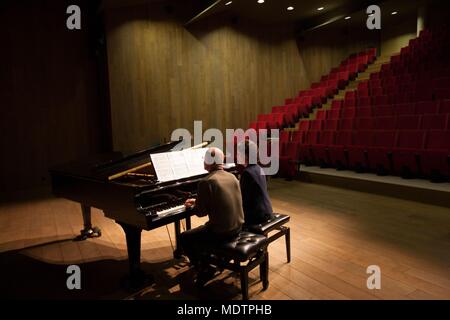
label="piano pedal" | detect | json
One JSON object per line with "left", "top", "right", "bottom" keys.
{"left": 74, "top": 227, "right": 102, "bottom": 241}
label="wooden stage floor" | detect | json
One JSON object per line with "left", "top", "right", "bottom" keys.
{"left": 0, "top": 179, "right": 449, "bottom": 299}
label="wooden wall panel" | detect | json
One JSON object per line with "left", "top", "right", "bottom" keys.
{"left": 105, "top": 5, "right": 311, "bottom": 152}
{"left": 300, "top": 25, "right": 379, "bottom": 84}
{"left": 0, "top": 0, "right": 106, "bottom": 194}
{"left": 105, "top": 4, "right": 381, "bottom": 153}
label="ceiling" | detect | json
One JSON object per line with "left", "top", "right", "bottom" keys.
{"left": 101, "top": 0, "right": 431, "bottom": 31}
{"left": 185, "top": 0, "right": 428, "bottom": 29}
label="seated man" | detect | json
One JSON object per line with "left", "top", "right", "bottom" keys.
{"left": 180, "top": 147, "right": 244, "bottom": 286}
{"left": 237, "top": 140, "right": 274, "bottom": 226}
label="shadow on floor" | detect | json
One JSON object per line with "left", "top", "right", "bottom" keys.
{"left": 0, "top": 237, "right": 256, "bottom": 300}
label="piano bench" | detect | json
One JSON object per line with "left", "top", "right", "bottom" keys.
{"left": 246, "top": 213, "right": 291, "bottom": 263}
{"left": 203, "top": 231, "right": 269, "bottom": 300}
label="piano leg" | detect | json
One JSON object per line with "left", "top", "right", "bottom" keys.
{"left": 119, "top": 223, "right": 154, "bottom": 290}
{"left": 173, "top": 216, "right": 192, "bottom": 259}
{"left": 74, "top": 204, "right": 101, "bottom": 241}
{"left": 173, "top": 220, "right": 182, "bottom": 259}
{"left": 186, "top": 216, "right": 192, "bottom": 230}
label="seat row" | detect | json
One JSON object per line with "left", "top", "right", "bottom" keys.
{"left": 298, "top": 114, "right": 450, "bottom": 132}
{"left": 279, "top": 130, "right": 450, "bottom": 181}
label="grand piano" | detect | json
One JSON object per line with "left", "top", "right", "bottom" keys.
{"left": 50, "top": 140, "right": 212, "bottom": 288}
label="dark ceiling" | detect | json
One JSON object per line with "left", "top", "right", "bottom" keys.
{"left": 185, "top": 0, "right": 427, "bottom": 29}
{"left": 102, "top": 0, "right": 431, "bottom": 31}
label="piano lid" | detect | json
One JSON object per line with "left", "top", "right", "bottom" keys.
{"left": 50, "top": 140, "right": 183, "bottom": 181}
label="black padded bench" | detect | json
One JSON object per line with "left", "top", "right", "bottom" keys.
{"left": 246, "top": 213, "right": 291, "bottom": 263}
{"left": 203, "top": 231, "right": 269, "bottom": 300}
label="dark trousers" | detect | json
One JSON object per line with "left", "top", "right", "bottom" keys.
{"left": 179, "top": 225, "right": 241, "bottom": 269}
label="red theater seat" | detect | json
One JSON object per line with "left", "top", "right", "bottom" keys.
{"left": 299, "top": 131, "right": 319, "bottom": 164}
{"left": 392, "top": 92, "right": 412, "bottom": 104}
{"left": 375, "top": 116, "right": 397, "bottom": 130}
{"left": 358, "top": 87, "right": 369, "bottom": 98}
{"left": 316, "top": 109, "right": 327, "bottom": 120}
{"left": 249, "top": 121, "right": 268, "bottom": 131}
{"left": 392, "top": 130, "right": 426, "bottom": 176}
{"left": 324, "top": 119, "right": 339, "bottom": 131}
{"left": 357, "top": 107, "right": 373, "bottom": 118}
{"left": 374, "top": 106, "right": 394, "bottom": 118}
{"left": 291, "top": 131, "right": 304, "bottom": 143}
{"left": 367, "top": 130, "right": 397, "bottom": 174}
{"left": 331, "top": 100, "right": 343, "bottom": 109}
{"left": 266, "top": 113, "right": 285, "bottom": 129}
{"left": 394, "top": 103, "right": 415, "bottom": 115}
{"left": 345, "top": 91, "right": 356, "bottom": 100}
{"left": 372, "top": 95, "right": 389, "bottom": 106}
{"left": 355, "top": 118, "right": 375, "bottom": 130}
{"left": 434, "top": 89, "right": 450, "bottom": 100}
{"left": 310, "top": 120, "right": 323, "bottom": 131}
{"left": 420, "top": 130, "right": 450, "bottom": 179}
{"left": 328, "top": 109, "right": 341, "bottom": 120}
{"left": 416, "top": 101, "right": 439, "bottom": 114}
{"left": 279, "top": 141, "right": 301, "bottom": 178}
{"left": 344, "top": 99, "right": 356, "bottom": 108}
{"left": 328, "top": 131, "right": 352, "bottom": 169}
{"left": 347, "top": 131, "right": 375, "bottom": 171}
{"left": 298, "top": 120, "right": 310, "bottom": 131}
{"left": 371, "top": 87, "right": 383, "bottom": 96}
{"left": 311, "top": 130, "right": 336, "bottom": 167}
{"left": 339, "top": 118, "right": 354, "bottom": 130}
{"left": 279, "top": 131, "right": 291, "bottom": 150}
{"left": 439, "top": 99, "right": 450, "bottom": 114}
{"left": 358, "top": 81, "right": 369, "bottom": 91}
{"left": 397, "top": 115, "right": 421, "bottom": 130}
{"left": 257, "top": 114, "right": 271, "bottom": 122}
{"left": 421, "top": 114, "right": 447, "bottom": 130}
{"left": 342, "top": 108, "right": 356, "bottom": 118}
{"left": 358, "top": 97, "right": 371, "bottom": 107}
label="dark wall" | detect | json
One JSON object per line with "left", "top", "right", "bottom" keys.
{"left": 0, "top": 0, "right": 110, "bottom": 194}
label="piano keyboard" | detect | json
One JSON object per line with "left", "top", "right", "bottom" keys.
{"left": 154, "top": 204, "right": 186, "bottom": 218}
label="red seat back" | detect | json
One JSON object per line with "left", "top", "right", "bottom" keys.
{"left": 425, "top": 130, "right": 450, "bottom": 150}
{"left": 318, "top": 131, "right": 335, "bottom": 145}
{"left": 324, "top": 119, "right": 339, "bottom": 131}
{"left": 397, "top": 115, "right": 421, "bottom": 130}
{"left": 310, "top": 120, "right": 323, "bottom": 131}
{"left": 421, "top": 114, "right": 447, "bottom": 130}
{"left": 298, "top": 120, "right": 310, "bottom": 131}
{"left": 375, "top": 116, "right": 397, "bottom": 130}
{"left": 352, "top": 130, "right": 375, "bottom": 146}
{"left": 372, "top": 130, "right": 397, "bottom": 147}
{"left": 339, "top": 118, "right": 354, "bottom": 130}
{"left": 416, "top": 101, "right": 439, "bottom": 114}
{"left": 355, "top": 118, "right": 375, "bottom": 130}
{"left": 396, "top": 130, "right": 425, "bottom": 149}
{"left": 334, "top": 131, "right": 352, "bottom": 146}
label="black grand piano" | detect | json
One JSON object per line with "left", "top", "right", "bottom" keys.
{"left": 50, "top": 140, "right": 212, "bottom": 288}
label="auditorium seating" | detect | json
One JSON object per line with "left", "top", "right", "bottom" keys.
{"left": 249, "top": 48, "right": 376, "bottom": 177}
{"left": 249, "top": 48, "right": 377, "bottom": 135}
{"left": 282, "top": 27, "right": 450, "bottom": 181}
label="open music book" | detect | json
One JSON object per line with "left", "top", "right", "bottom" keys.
{"left": 150, "top": 148, "right": 209, "bottom": 182}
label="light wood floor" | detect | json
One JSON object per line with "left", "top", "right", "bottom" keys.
{"left": 0, "top": 179, "right": 449, "bottom": 299}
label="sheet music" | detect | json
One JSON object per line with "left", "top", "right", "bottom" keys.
{"left": 151, "top": 148, "right": 208, "bottom": 182}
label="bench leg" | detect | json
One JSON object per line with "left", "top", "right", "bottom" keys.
{"left": 260, "top": 251, "right": 269, "bottom": 290}
{"left": 240, "top": 266, "right": 249, "bottom": 300}
{"left": 285, "top": 227, "right": 291, "bottom": 263}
